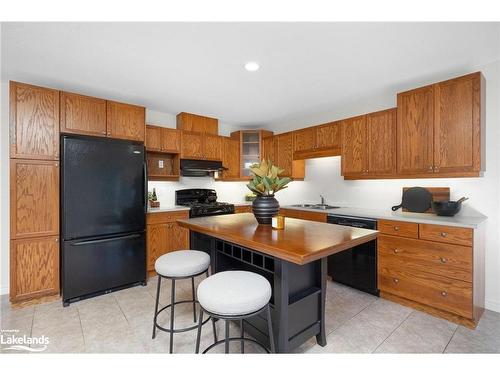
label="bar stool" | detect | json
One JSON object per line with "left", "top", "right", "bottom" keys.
{"left": 195, "top": 270, "right": 275, "bottom": 354}
{"left": 152, "top": 250, "right": 217, "bottom": 353}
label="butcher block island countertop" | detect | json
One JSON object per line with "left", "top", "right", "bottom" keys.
{"left": 177, "top": 213, "right": 378, "bottom": 265}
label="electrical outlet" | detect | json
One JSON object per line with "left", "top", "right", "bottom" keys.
{"left": 159, "top": 160, "right": 164, "bottom": 169}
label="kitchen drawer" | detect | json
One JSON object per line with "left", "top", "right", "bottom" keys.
{"left": 279, "top": 208, "right": 327, "bottom": 222}
{"left": 146, "top": 210, "right": 189, "bottom": 225}
{"left": 378, "top": 234, "right": 472, "bottom": 282}
{"left": 378, "top": 219, "right": 418, "bottom": 238}
{"left": 419, "top": 224, "right": 473, "bottom": 247}
{"left": 378, "top": 266, "right": 472, "bottom": 318}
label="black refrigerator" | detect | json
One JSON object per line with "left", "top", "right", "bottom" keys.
{"left": 61, "top": 135, "right": 147, "bottom": 306}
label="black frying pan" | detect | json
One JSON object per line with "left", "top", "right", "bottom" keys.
{"left": 391, "top": 187, "right": 433, "bottom": 213}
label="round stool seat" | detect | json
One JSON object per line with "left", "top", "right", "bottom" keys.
{"left": 197, "top": 271, "right": 271, "bottom": 316}
{"left": 155, "top": 250, "right": 210, "bottom": 278}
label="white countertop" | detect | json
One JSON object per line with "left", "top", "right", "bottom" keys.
{"left": 282, "top": 205, "right": 487, "bottom": 229}
{"left": 147, "top": 206, "right": 190, "bottom": 213}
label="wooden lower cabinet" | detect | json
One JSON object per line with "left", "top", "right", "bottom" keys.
{"left": 146, "top": 211, "right": 189, "bottom": 273}
{"left": 279, "top": 208, "right": 327, "bottom": 222}
{"left": 378, "top": 220, "right": 483, "bottom": 328}
{"left": 10, "top": 236, "right": 60, "bottom": 302}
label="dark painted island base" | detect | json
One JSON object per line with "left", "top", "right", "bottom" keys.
{"left": 191, "top": 231, "right": 328, "bottom": 353}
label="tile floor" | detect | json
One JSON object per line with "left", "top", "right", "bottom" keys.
{"left": 1, "top": 278, "right": 499, "bottom": 354}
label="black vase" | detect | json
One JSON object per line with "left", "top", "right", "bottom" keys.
{"left": 252, "top": 195, "right": 280, "bottom": 225}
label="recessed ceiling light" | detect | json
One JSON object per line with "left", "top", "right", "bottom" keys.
{"left": 244, "top": 61, "right": 260, "bottom": 72}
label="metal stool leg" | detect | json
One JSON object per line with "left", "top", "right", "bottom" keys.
{"left": 195, "top": 307, "right": 204, "bottom": 354}
{"left": 169, "top": 279, "right": 176, "bottom": 354}
{"left": 191, "top": 276, "right": 197, "bottom": 322}
{"left": 152, "top": 275, "right": 161, "bottom": 339}
{"left": 266, "top": 305, "right": 275, "bottom": 353}
{"left": 212, "top": 317, "right": 218, "bottom": 342}
{"left": 240, "top": 319, "right": 244, "bottom": 353}
{"left": 224, "top": 320, "right": 230, "bottom": 353}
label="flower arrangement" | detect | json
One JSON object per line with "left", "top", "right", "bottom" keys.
{"left": 246, "top": 159, "right": 291, "bottom": 196}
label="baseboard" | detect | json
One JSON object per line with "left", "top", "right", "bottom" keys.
{"left": 485, "top": 298, "right": 500, "bottom": 313}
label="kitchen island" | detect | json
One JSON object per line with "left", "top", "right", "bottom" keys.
{"left": 177, "top": 213, "right": 378, "bottom": 353}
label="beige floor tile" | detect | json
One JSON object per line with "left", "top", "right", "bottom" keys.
{"left": 375, "top": 311, "right": 457, "bottom": 353}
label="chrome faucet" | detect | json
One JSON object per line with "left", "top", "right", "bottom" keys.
{"left": 320, "top": 195, "right": 325, "bottom": 205}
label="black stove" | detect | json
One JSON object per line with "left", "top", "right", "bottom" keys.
{"left": 175, "top": 189, "right": 235, "bottom": 218}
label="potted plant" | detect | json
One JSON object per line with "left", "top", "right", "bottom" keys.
{"left": 246, "top": 159, "right": 291, "bottom": 224}
{"left": 148, "top": 188, "right": 160, "bottom": 208}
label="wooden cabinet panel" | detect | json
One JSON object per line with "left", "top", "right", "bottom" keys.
{"left": 145, "top": 125, "right": 164, "bottom": 152}
{"left": 397, "top": 85, "right": 434, "bottom": 174}
{"left": 367, "top": 109, "right": 396, "bottom": 175}
{"left": 378, "top": 234, "right": 472, "bottom": 282}
{"left": 221, "top": 137, "right": 240, "bottom": 179}
{"left": 341, "top": 115, "right": 367, "bottom": 175}
{"left": 419, "top": 224, "right": 473, "bottom": 247}
{"left": 176, "top": 112, "right": 218, "bottom": 134}
{"left": 106, "top": 100, "right": 145, "bottom": 141}
{"left": 378, "top": 220, "right": 419, "bottom": 239}
{"left": 378, "top": 265, "right": 472, "bottom": 319}
{"left": 204, "top": 134, "right": 222, "bottom": 160}
{"left": 181, "top": 131, "right": 204, "bottom": 159}
{"left": 146, "top": 223, "right": 168, "bottom": 271}
{"left": 10, "top": 236, "right": 60, "bottom": 302}
{"left": 434, "top": 73, "right": 481, "bottom": 173}
{"left": 279, "top": 208, "right": 327, "bottom": 222}
{"left": 316, "top": 122, "right": 341, "bottom": 150}
{"left": 10, "top": 159, "right": 59, "bottom": 239}
{"left": 293, "top": 128, "right": 316, "bottom": 152}
{"left": 60, "top": 91, "right": 106, "bottom": 137}
{"left": 147, "top": 210, "right": 189, "bottom": 225}
{"left": 262, "top": 136, "right": 276, "bottom": 164}
{"left": 10, "top": 82, "right": 59, "bottom": 160}
{"left": 276, "top": 133, "right": 294, "bottom": 177}
{"left": 234, "top": 205, "right": 252, "bottom": 213}
{"left": 163, "top": 128, "right": 181, "bottom": 153}
{"left": 170, "top": 224, "right": 189, "bottom": 252}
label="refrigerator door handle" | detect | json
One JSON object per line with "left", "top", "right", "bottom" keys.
{"left": 144, "top": 159, "right": 148, "bottom": 213}
{"left": 71, "top": 233, "right": 142, "bottom": 246}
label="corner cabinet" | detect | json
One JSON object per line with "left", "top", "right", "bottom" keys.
{"left": 397, "top": 72, "right": 482, "bottom": 177}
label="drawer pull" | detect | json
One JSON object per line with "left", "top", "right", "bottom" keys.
{"left": 394, "top": 226, "right": 400, "bottom": 231}
{"left": 441, "top": 291, "right": 448, "bottom": 297}
{"left": 393, "top": 278, "right": 399, "bottom": 284}
{"left": 440, "top": 232, "right": 448, "bottom": 237}
{"left": 393, "top": 249, "right": 399, "bottom": 254}
{"left": 440, "top": 257, "right": 447, "bottom": 263}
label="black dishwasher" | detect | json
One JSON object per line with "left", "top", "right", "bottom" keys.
{"left": 327, "top": 214, "right": 379, "bottom": 296}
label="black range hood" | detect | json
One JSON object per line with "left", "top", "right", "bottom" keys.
{"left": 180, "top": 159, "right": 226, "bottom": 177}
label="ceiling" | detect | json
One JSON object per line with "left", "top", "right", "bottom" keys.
{"left": 2, "top": 22, "right": 499, "bottom": 128}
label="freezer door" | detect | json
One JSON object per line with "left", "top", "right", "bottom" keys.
{"left": 62, "top": 135, "right": 146, "bottom": 240}
{"left": 62, "top": 232, "right": 146, "bottom": 302}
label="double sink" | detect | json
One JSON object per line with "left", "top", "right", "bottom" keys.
{"left": 291, "top": 203, "right": 340, "bottom": 210}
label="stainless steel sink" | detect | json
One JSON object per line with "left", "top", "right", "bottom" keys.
{"left": 291, "top": 204, "right": 340, "bottom": 210}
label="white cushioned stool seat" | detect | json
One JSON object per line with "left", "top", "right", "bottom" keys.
{"left": 155, "top": 250, "right": 210, "bottom": 278}
{"left": 197, "top": 271, "right": 272, "bottom": 316}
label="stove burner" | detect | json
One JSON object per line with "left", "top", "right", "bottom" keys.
{"left": 175, "top": 189, "right": 235, "bottom": 217}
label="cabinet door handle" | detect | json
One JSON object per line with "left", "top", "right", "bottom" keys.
{"left": 440, "top": 232, "right": 447, "bottom": 237}
{"left": 434, "top": 166, "right": 440, "bottom": 172}
{"left": 441, "top": 291, "right": 448, "bottom": 297}
{"left": 393, "top": 278, "right": 399, "bottom": 284}
{"left": 394, "top": 226, "right": 400, "bottom": 231}
{"left": 393, "top": 249, "right": 399, "bottom": 254}
{"left": 440, "top": 257, "right": 447, "bottom": 263}
{"left": 107, "top": 132, "right": 111, "bottom": 136}
{"left": 428, "top": 166, "right": 433, "bottom": 171}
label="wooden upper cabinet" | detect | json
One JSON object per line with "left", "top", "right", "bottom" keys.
{"left": 341, "top": 115, "right": 367, "bottom": 175}
{"left": 10, "top": 159, "right": 59, "bottom": 239}
{"left": 204, "top": 134, "right": 222, "bottom": 160}
{"left": 277, "top": 132, "right": 305, "bottom": 179}
{"left": 176, "top": 112, "right": 218, "bottom": 135}
{"left": 106, "top": 100, "right": 145, "bottom": 142}
{"left": 181, "top": 131, "right": 204, "bottom": 159}
{"left": 367, "top": 108, "right": 397, "bottom": 175}
{"left": 10, "top": 82, "right": 59, "bottom": 160}
{"left": 146, "top": 125, "right": 181, "bottom": 153}
{"left": 316, "top": 122, "right": 341, "bottom": 151}
{"left": 434, "top": 73, "right": 481, "bottom": 174}
{"left": 262, "top": 136, "right": 276, "bottom": 165}
{"left": 60, "top": 91, "right": 107, "bottom": 137}
{"left": 221, "top": 137, "right": 240, "bottom": 179}
{"left": 397, "top": 85, "right": 435, "bottom": 174}
{"left": 294, "top": 128, "right": 316, "bottom": 153}
{"left": 10, "top": 236, "right": 60, "bottom": 302}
